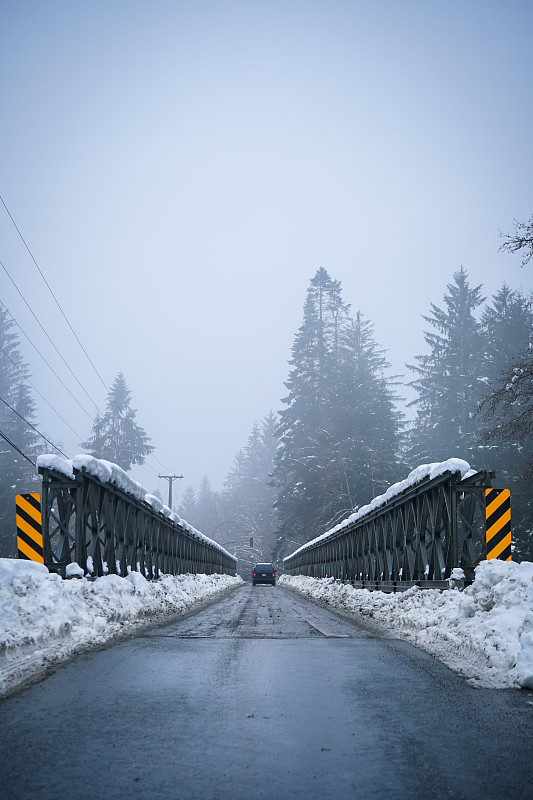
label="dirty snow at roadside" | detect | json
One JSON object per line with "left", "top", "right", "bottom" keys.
{"left": 280, "top": 560, "right": 533, "bottom": 690}
{"left": 0, "top": 559, "right": 242, "bottom": 697}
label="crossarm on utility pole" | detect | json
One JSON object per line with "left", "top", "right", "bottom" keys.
{"left": 158, "top": 474, "right": 183, "bottom": 510}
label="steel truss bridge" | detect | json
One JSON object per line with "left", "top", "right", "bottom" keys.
{"left": 283, "top": 467, "right": 500, "bottom": 590}
{"left": 37, "top": 464, "right": 237, "bottom": 579}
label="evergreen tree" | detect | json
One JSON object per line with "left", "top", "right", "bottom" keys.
{"left": 80, "top": 372, "right": 154, "bottom": 470}
{"left": 0, "top": 306, "right": 40, "bottom": 556}
{"left": 220, "top": 413, "right": 279, "bottom": 571}
{"left": 481, "top": 285, "right": 532, "bottom": 382}
{"left": 477, "top": 286, "right": 533, "bottom": 560}
{"left": 193, "top": 475, "right": 220, "bottom": 536}
{"left": 150, "top": 488, "right": 165, "bottom": 504}
{"left": 179, "top": 485, "right": 198, "bottom": 523}
{"left": 407, "top": 268, "right": 485, "bottom": 464}
{"left": 478, "top": 348, "right": 533, "bottom": 561}
{"left": 322, "top": 311, "right": 404, "bottom": 526}
{"left": 274, "top": 269, "right": 403, "bottom": 557}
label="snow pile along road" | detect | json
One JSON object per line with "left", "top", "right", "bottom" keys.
{"left": 0, "top": 559, "right": 242, "bottom": 698}
{"left": 280, "top": 560, "right": 533, "bottom": 690}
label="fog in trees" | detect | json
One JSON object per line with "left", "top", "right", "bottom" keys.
{"left": 0, "top": 306, "right": 41, "bottom": 556}
{"left": 2, "top": 257, "right": 532, "bottom": 565}
{"left": 270, "top": 268, "right": 404, "bottom": 558}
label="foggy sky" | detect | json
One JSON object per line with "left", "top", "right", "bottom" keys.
{"left": 1, "top": 0, "right": 532, "bottom": 506}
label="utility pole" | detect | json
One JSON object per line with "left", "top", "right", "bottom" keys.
{"left": 158, "top": 474, "right": 183, "bottom": 510}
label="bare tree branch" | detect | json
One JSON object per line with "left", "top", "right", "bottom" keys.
{"left": 499, "top": 215, "right": 533, "bottom": 267}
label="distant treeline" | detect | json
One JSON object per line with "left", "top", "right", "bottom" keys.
{"left": 1, "top": 261, "right": 532, "bottom": 563}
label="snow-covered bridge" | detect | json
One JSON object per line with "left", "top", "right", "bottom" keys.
{"left": 19, "top": 453, "right": 237, "bottom": 579}
{"left": 283, "top": 458, "right": 512, "bottom": 589}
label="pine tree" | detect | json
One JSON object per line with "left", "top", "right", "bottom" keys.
{"left": 274, "top": 269, "right": 403, "bottom": 557}
{"left": 0, "top": 306, "right": 40, "bottom": 556}
{"left": 80, "top": 372, "right": 154, "bottom": 471}
{"left": 407, "top": 268, "right": 485, "bottom": 465}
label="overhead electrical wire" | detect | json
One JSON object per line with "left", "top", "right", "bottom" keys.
{"left": 0, "top": 378, "right": 161, "bottom": 480}
{"left": 0, "top": 395, "right": 70, "bottom": 459}
{"left": 1, "top": 194, "right": 176, "bottom": 477}
{"left": 0, "top": 343, "right": 84, "bottom": 441}
{"left": 1, "top": 257, "right": 103, "bottom": 416}
{"left": 1, "top": 302, "right": 94, "bottom": 420}
{"left": 0, "top": 428, "right": 36, "bottom": 467}
{"left": 0, "top": 309, "right": 161, "bottom": 481}
{"left": 0, "top": 308, "right": 161, "bottom": 480}
{"left": 1, "top": 193, "right": 112, "bottom": 399}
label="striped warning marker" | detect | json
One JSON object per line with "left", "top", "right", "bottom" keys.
{"left": 16, "top": 493, "right": 44, "bottom": 564}
{"left": 485, "top": 488, "right": 511, "bottom": 561}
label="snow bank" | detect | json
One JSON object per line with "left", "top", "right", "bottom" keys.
{"left": 0, "top": 558, "right": 242, "bottom": 698}
{"left": 280, "top": 560, "right": 533, "bottom": 690}
{"left": 285, "top": 458, "right": 475, "bottom": 561}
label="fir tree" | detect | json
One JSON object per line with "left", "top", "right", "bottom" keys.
{"left": 322, "top": 311, "right": 404, "bottom": 526}
{"left": 407, "top": 267, "right": 485, "bottom": 464}
{"left": 0, "top": 306, "right": 40, "bottom": 556}
{"left": 179, "top": 485, "right": 198, "bottom": 523}
{"left": 481, "top": 285, "right": 532, "bottom": 382}
{"left": 80, "top": 372, "right": 154, "bottom": 470}
{"left": 274, "top": 269, "right": 403, "bottom": 557}
{"left": 274, "top": 269, "right": 350, "bottom": 553}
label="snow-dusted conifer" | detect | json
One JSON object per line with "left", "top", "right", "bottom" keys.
{"left": 80, "top": 372, "right": 154, "bottom": 471}
{"left": 407, "top": 267, "right": 485, "bottom": 464}
{"left": 274, "top": 269, "right": 403, "bottom": 557}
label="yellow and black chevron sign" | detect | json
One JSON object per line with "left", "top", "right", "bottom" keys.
{"left": 485, "top": 488, "right": 511, "bottom": 561}
{"left": 16, "top": 493, "right": 44, "bottom": 564}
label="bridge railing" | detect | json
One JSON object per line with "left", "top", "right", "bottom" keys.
{"left": 37, "top": 456, "right": 237, "bottom": 579}
{"left": 283, "top": 462, "right": 495, "bottom": 589}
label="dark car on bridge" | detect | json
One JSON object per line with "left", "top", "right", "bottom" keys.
{"left": 252, "top": 563, "right": 276, "bottom": 586}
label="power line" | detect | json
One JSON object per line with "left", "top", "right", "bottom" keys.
{"left": 0, "top": 193, "right": 112, "bottom": 398}
{"left": 0, "top": 344, "right": 84, "bottom": 441}
{"left": 0, "top": 386, "right": 160, "bottom": 482}
{"left": 2, "top": 299, "right": 168, "bottom": 476}
{"left": 0, "top": 394, "right": 70, "bottom": 459}
{"left": 1, "top": 257, "right": 103, "bottom": 415}
{"left": 0, "top": 427, "right": 36, "bottom": 467}
{"left": 1, "top": 302, "right": 94, "bottom": 420}
{"left": 1, "top": 195, "right": 176, "bottom": 475}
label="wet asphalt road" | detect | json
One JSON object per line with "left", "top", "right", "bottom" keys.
{"left": 1, "top": 583, "right": 533, "bottom": 800}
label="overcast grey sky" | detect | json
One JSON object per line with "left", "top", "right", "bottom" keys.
{"left": 1, "top": 0, "right": 532, "bottom": 499}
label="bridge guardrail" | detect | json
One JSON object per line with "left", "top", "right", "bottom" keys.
{"left": 36, "top": 457, "right": 237, "bottom": 579}
{"left": 283, "top": 462, "right": 501, "bottom": 588}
